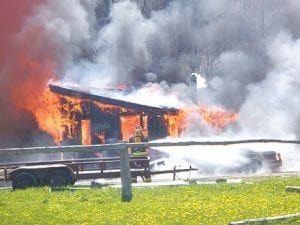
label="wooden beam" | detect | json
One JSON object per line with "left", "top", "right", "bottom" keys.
{"left": 119, "top": 145, "right": 132, "bottom": 202}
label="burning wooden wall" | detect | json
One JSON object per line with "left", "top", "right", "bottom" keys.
{"left": 49, "top": 84, "right": 178, "bottom": 146}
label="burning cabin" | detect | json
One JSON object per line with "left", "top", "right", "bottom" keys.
{"left": 49, "top": 84, "right": 179, "bottom": 147}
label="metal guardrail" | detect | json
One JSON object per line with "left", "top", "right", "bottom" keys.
{"left": 1, "top": 139, "right": 300, "bottom": 156}
{"left": 0, "top": 139, "right": 299, "bottom": 202}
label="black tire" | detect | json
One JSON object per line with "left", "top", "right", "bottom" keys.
{"left": 47, "top": 170, "right": 72, "bottom": 187}
{"left": 12, "top": 172, "right": 38, "bottom": 189}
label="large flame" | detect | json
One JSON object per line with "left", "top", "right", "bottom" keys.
{"left": 31, "top": 91, "right": 239, "bottom": 144}
{"left": 31, "top": 89, "right": 62, "bottom": 144}
{"left": 11, "top": 57, "right": 63, "bottom": 144}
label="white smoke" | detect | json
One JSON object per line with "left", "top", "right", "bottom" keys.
{"left": 237, "top": 32, "right": 300, "bottom": 139}
{"left": 152, "top": 140, "right": 300, "bottom": 175}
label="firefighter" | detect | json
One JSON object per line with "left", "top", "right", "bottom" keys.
{"left": 128, "top": 125, "right": 148, "bottom": 155}
{"left": 128, "top": 125, "right": 151, "bottom": 182}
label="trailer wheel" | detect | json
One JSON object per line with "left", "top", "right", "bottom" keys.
{"left": 12, "top": 172, "right": 38, "bottom": 189}
{"left": 47, "top": 170, "right": 72, "bottom": 187}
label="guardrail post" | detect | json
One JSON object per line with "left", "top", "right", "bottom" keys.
{"left": 119, "top": 143, "right": 132, "bottom": 202}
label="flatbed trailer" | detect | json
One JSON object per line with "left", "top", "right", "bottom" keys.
{"left": 0, "top": 156, "right": 197, "bottom": 189}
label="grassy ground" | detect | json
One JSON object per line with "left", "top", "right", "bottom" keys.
{"left": 0, "top": 176, "right": 299, "bottom": 225}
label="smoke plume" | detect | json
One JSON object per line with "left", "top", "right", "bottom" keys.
{"left": 1, "top": 0, "right": 300, "bottom": 155}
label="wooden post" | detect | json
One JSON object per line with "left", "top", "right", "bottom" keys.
{"left": 120, "top": 144, "right": 132, "bottom": 202}
{"left": 173, "top": 166, "right": 176, "bottom": 181}
{"left": 4, "top": 167, "right": 7, "bottom": 180}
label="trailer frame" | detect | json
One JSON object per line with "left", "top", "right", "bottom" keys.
{"left": 0, "top": 156, "right": 197, "bottom": 189}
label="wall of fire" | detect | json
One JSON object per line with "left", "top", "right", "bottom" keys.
{"left": 58, "top": 96, "right": 178, "bottom": 146}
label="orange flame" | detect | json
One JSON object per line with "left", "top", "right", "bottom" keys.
{"left": 11, "top": 57, "right": 63, "bottom": 144}
{"left": 81, "top": 119, "right": 91, "bottom": 145}
{"left": 32, "top": 89, "right": 62, "bottom": 144}
{"left": 45, "top": 94, "right": 145, "bottom": 144}
{"left": 199, "top": 106, "right": 239, "bottom": 131}
{"left": 58, "top": 95, "right": 85, "bottom": 142}
{"left": 164, "top": 105, "right": 238, "bottom": 136}
{"left": 35, "top": 91, "right": 238, "bottom": 144}
{"left": 163, "top": 112, "right": 185, "bottom": 137}
{"left": 120, "top": 115, "right": 141, "bottom": 141}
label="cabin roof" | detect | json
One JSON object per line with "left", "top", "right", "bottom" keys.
{"left": 49, "top": 83, "right": 178, "bottom": 115}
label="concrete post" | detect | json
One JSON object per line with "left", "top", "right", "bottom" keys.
{"left": 119, "top": 144, "right": 132, "bottom": 202}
